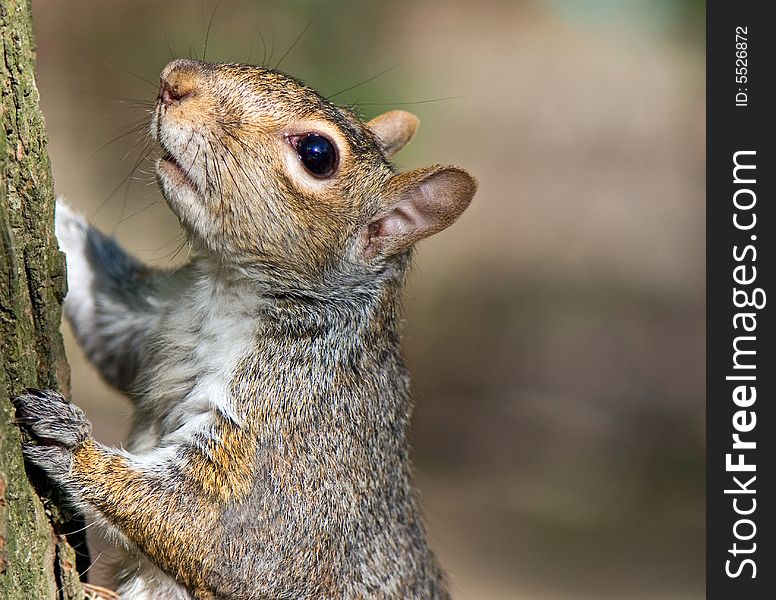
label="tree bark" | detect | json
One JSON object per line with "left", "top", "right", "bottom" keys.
{"left": 0, "top": 0, "right": 85, "bottom": 598}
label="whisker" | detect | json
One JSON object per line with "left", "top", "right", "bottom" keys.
{"left": 220, "top": 138, "right": 285, "bottom": 226}
{"left": 215, "top": 140, "right": 241, "bottom": 195}
{"left": 274, "top": 9, "right": 321, "bottom": 69}
{"left": 161, "top": 27, "right": 177, "bottom": 60}
{"left": 91, "top": 140, "right": 153, "bottom": 220}
{"left": 140, "top": 232, "right": 186, "bottom": 254}
{"left": 349, "top": 96, "right": 466, "bottom": 107}
{"left": 75, "top": 547, "right": 106, "bottom": 580}
{"left": 246, "top": 37, "right": 255, "bottom": 65}
{"left": 206, "top": 139, "right": 225, "bottom": 196}
{"left": 101, "top": 62, "right": 158, "bottom": 90}
{"left": 89, "top": 120, "right": 151, "bottom": 158}
{"left": 81, "top": 92, "right": 155, "bottom": 107}
{"left": 266, "top": 29, "right": 276, "bottom": 67}
{"left": 204, "top": 148, "right": 210, "bottom": 197}
{"left": 102, "top": 105, "right": 155, "bottom": 115}
{"left": 120, "top": 133, "right": 154, "bottom": 164}
{"left": 115, "top": 196, "right": 162, "bottom": 226}
{"left": 327, "top": 63, "right": 400, "bottom": 100}
{"left": 253, "top": 25, "right": 269, "bottom": 67}
{"left": 169, "top": 237, "right": 191, "bottom": 263}
{"left": 202, "top": 0, "right": 222, "bottom": 62}
{"left": 61, "top": 518, "right": 100, "bottom": 537}
{"left": 178, "top": 140, "right": 202, "bottom": 201}
{"left": 55, "top": 546, "right": 107, "bottom": 597}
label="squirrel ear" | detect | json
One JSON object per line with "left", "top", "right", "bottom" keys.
{"left": 363, "top": 165, "right": 477, "bottom": 259}
{"left": 366, "top": 110, "right": 420, "bottom": 157}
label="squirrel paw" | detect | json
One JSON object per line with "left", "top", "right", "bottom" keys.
{"left": 12, "top": 388, "right": 92, "bottom": 478}
{"left": 55, "top": 198, "right": 89, "bottom": 256}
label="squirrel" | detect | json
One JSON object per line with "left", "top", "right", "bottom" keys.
{"left": 12, "top": 58, "right": 477, "bottom": 600}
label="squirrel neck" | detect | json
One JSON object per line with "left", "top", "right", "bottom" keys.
{"left": 188, "top": 251, "right": 411, "bottom": 351}
{"left": 184, "top": 255, "right": 415, "bottom": 448}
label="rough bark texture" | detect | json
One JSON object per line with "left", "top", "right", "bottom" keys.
{"left": 0, "top": 0, "right": 85, "bottom": 598}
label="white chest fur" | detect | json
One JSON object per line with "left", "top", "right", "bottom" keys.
{"left": 130, "top": 271, "right": 261, "bottom": 453}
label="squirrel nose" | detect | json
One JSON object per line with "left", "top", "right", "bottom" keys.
{"left": 158, "top": 59, "right": 202, "bottom": 106}
{"left": 159, "top": 78, "right": 194, "bottom": 106}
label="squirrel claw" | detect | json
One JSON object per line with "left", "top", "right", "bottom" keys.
{"left": 12, "top": 388, "right": 92, "bottom": 449}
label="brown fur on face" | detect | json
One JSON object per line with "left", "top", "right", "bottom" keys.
{"left": 153, "top": 59, "right": 393, "bottom": 286}
{"left": 152, "top": 59, "right": 476, "bottom": 293}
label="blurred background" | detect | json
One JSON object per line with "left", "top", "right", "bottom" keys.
{"left": 32, "top": 1, "right": 705, "bottom": 598}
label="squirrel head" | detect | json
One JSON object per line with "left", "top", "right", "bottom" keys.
{"left": 152, "top": 59, "right": 477, "bottom": 292}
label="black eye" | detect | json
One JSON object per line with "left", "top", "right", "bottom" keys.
{"left": 296, "top": 134, "right": 337, "bottom": 177}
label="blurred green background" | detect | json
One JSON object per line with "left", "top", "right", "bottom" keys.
{"left": 32, "top": 1, "right": 705, "bottom": 598}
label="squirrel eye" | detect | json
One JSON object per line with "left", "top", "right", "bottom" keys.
{"left": 294, "top": 134, "right": 337, "bottom": 178}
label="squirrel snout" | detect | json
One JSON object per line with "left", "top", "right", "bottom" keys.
{"left": 158, "top": 59, "right": 202, "bottom": 106}
{"left": 159, "top": 80, "right": 192, "bottom": 106}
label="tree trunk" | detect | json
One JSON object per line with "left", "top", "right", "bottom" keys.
{"left": 0, "top": 0, "right": 85, "bottom": 598}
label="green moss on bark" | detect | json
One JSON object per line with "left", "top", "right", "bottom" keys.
{"left": 1, "top": 0, "right": 84, "bottom": 598}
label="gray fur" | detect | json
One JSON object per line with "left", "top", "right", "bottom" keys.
{"left": 51, "top": 207, "right": 450, "bottom": 598}
{"left": 12, "top": 59, "right": 477, "bottom": 600}
{"left": 13, "top": 388, "right": 91, "bottom": 449}
{"left": 13, "top": 389, "right": 90, "bottom": 484}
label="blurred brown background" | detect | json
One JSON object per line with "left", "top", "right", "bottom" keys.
{"left": 32, "top": 0, "right": 705, "bottom": 598}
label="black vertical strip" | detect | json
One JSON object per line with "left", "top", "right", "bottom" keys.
{"left": 708, "top": 2, "right": 774, "bottom": 598}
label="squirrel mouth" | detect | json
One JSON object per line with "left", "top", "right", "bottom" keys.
{"left": 158, "top": 152, "right": 201, "bottom": 195}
